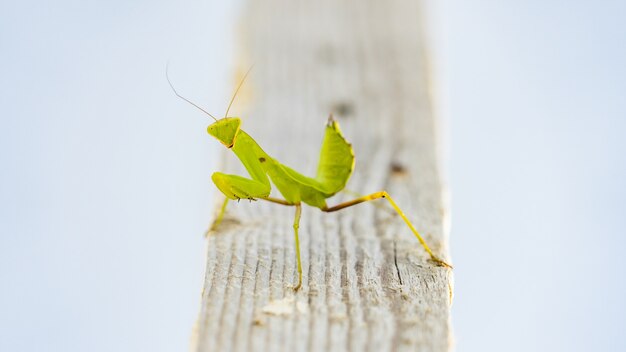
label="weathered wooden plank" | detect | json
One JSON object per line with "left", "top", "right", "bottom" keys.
{"left": 192, "top": 0, "right": 453, "bottom": 351}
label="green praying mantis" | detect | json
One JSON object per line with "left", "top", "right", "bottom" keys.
{"left": 168, "top": 68, "right": 452, "bottom": 291}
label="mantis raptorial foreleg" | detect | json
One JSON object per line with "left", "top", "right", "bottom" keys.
{"left": 212, "top": 172, "right": 270, "bottom": 200}
{"left": 206, "top": 172, "right": 270, "bottom": 235}
{"left": 323, "top": 191, "right": 452, "bottom": 268}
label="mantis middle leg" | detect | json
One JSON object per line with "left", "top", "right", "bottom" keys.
{"left": 206, "top": 197, "right": 230, "bottom": 236}
{"left": 260, "top": 198, "right": 304, "bottom": 290}
{"left": 209, "top": 191, "right": 304, "bottom": 291}
{"left": 259, "top": 197, "right": 303, "bottom": 290}
{"left": 292, "top": 204, "right": 303, "bottom": 291}
{"left": 322, "top": 191, "right": 452, "bottom": 268}
{"left": 208, "top": 195, "right": 297, "bottom": 235}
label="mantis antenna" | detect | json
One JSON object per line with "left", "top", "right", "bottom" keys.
{"left": 223, "top": 65, "right": 254, "bottom": 118}
{"left": 166, "top": 63, "right": 218, "bottom": 121}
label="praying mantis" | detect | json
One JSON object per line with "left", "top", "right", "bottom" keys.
{"left": 168, "top": 68, "right": 452, "bottom": 291}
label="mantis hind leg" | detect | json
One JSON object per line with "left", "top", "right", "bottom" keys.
{"left": 322, "top": 191, "right": 452, "bottom": 268}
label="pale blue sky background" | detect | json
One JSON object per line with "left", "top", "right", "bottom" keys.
{"left": 1, "top": 1, "right": 624, "bottom": 351}
{"left": 434, "top": 1, "right": 626, "bottom": 351}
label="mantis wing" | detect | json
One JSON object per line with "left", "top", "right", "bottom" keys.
{"left": 261, "top": 117, "right": 355, "bottom": 208}
{"left": 314, "top": 117, "right": 355, "bottom": 196}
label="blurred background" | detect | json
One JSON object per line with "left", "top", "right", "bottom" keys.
{"left": 1, "top": 0, "right": 624, "bottom": 351}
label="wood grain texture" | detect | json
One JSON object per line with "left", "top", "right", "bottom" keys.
{"left": 191, "top": 0, "right": 454, "bottom": 351}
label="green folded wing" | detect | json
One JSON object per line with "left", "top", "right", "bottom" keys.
{"left": 314, "top": 116, "right": 355, "bottom": 196}
{"left": 261, "top": 116, "right": 355, "bottom": 207}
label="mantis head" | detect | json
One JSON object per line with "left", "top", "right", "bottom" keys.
{"left": 167, "top": 64, "right": 252, "bottom": 149}
{"left": 207, "top": 117, "right": 241, "bottom": 148}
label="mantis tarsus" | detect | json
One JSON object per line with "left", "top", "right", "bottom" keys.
{"left": 168, "top": 68, "right": 452, "bottom": 291}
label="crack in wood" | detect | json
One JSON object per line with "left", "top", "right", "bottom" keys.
{"left": 394, "top": 241, "right": 403, "bottom": 286}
